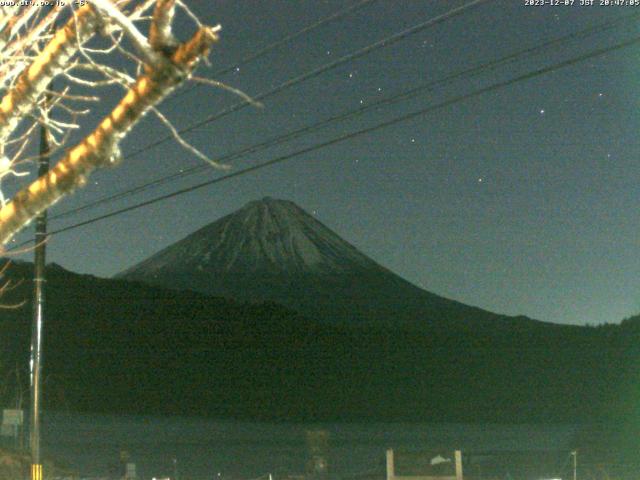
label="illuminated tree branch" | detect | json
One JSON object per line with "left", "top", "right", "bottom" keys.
{"left": 0, "top": 4, "right": 102, "bottom": 151}
{"left": 0, "top": 2, "right": 221, "bottom": 246}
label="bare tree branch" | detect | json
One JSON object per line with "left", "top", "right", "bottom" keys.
{"left": 0, "top": 4, "right": 103, "bottom": 151}
{"left": 0, "top": 20, "right": 220, "bottom": 246}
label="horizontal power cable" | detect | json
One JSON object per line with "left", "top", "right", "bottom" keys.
{"left": 50, "top": 10, "right": 640, "bottom": 222}
{"left": 169, "top": 0, "right": 382, "bottom": 101}
{"left": 124, "top": 0, "right": 492, "bottom": 159}
{"left": 20, "top": 33, "right": 639, "bottom": 246}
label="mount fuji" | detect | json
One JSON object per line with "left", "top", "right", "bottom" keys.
{"left": 117, "top": 197, "right": 535, "bottom": 328}
{"left": 1, "top": 198, "right": 630, "bottom": 422}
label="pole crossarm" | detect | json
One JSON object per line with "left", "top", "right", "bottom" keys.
{"left": 0, "top": 7, "right": 219, "bottom": 246}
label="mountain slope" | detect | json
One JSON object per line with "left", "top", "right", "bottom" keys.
{"left": 117, "top": 197, "right": 540, "bottom": 328}
{"left": 0, "top": 261, "right": 635, "bottom": 424}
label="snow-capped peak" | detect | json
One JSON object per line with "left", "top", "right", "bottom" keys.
{"left": 118, "top": 197, "right": 382, "bottom": 278}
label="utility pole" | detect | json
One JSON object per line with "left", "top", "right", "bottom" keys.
{"left": 571, "top": 450, "right": 577, "bottom": 480}
{"left": 30, "top": 88, "right": 51, "bottom": 480}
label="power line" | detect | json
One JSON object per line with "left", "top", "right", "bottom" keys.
{"left": 170, "top": 0, "right": 382, "bottom": 101}
{"left": 50, "top": 10, "right": 640, "bottom": 222}
{"left": 24, "top": 33, "right": 640, "bottom": 246}
{"left": 216, "top": 0, "right": 382, "bottom": 77}
{"left": 124, "top": 0, "right": 492, "bottom": 159}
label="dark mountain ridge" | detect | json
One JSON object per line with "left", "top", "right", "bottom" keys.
{"left": 0, "top": 261, "right": 639, "bottom": 426}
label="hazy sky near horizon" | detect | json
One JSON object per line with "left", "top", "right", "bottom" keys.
{"left": 8, "top": 0, "right": 640, "bottom": 326}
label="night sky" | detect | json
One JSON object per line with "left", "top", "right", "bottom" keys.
{"left": 8, "top": 0, "right": 640, "bottom": 326}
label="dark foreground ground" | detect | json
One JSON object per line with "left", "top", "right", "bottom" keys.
{"left": 33, "top": 413, "right": 582, "bottom": 479}
{"left": 1, "top": 414, "right": 637, "bottom": 480}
